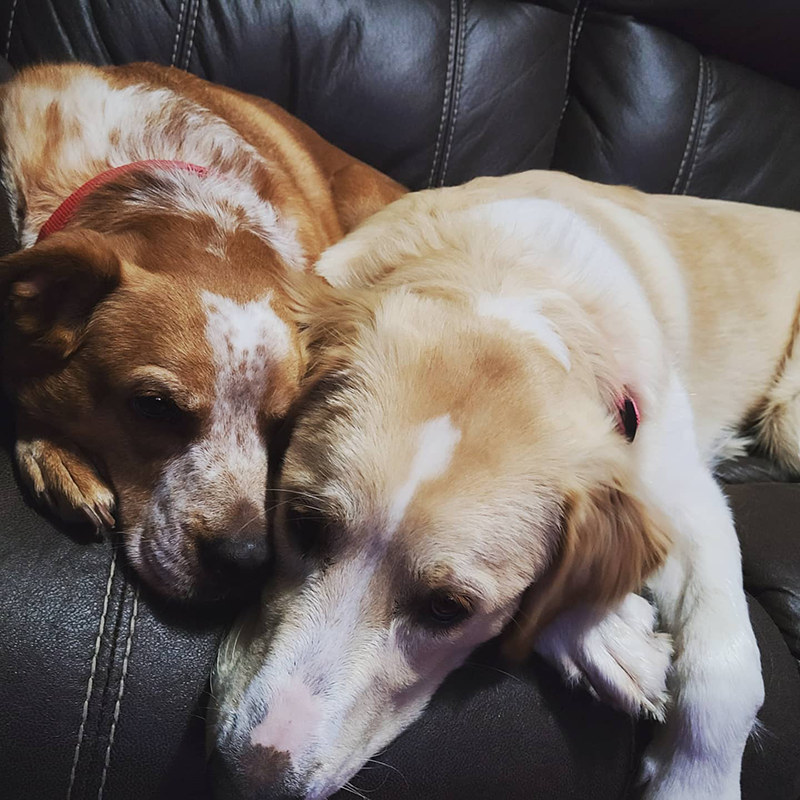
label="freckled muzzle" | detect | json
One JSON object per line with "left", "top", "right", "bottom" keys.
{"left": 132, "top": 493, "right": 270, "bottom": 600}
{"left": 210, "top": 742, "right": 308, "bottom": 800}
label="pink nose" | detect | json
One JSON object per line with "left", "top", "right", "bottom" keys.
{"left": 250, "top": 675, "right": 323, "bottom": 759}
{"left": 210, "top": 744, "right": 304, "bottom": 800}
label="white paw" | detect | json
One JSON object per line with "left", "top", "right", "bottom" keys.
{"left": 535, "top": 594, "right": 673, "bottom": 720}
{"left": 16, "top": 437, "right": 116, "bottom": 533}
{"left": 639, "top": 747, "right": 741, "bottom": 800}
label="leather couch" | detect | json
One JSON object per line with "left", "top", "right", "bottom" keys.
{"left": 1, "top": 2, "right": 799, "bottom": 799}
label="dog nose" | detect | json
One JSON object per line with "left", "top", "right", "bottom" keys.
{"left": 210, "top": 746, "right": 305, "bottom": 800}
{"left": 210, "top": 533, "right": 268, "bottom": 573}
{"left": 200, "top": 502, "right": 268, "bottom": 579}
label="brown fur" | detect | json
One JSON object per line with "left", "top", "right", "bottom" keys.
{"left": 0, "top": 61, "right": 405, "bottom": 598}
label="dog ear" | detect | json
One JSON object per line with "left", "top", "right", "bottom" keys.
{"left": 504, "top": 478, "right": 671, "bottom": 660}
{"left": 1, "top": 230, "right": 121, "bottom": 360}
{"left": 314, "top": 191, "right": 426, "bottom": 290}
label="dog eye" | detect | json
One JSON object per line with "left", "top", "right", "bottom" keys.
{"left": 285, "top": 503, "right": 328, "bottom": 557}
{"left": 427, "top": 593, "right": 471, "bottom": 627}
{"left": 130, "top": 393, "right": 179, "bottom": 421}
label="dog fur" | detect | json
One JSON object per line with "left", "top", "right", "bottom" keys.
{"left": 0, "top": 62, "right": 404, "bottom": 599}
{"left": 209, "top": 170, "right": 793, "bottom": 799}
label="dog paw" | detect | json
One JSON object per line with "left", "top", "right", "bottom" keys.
{"left": 639, "top": 746, "right": 741, "bottom": 800}
{"left": 15, "top": 437, "right": 116, "bottom": 535}
{"left": 535, "top": 594, "right": 673, "bottom": 721}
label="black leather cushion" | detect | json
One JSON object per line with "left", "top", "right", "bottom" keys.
{"left": 596, "top": 0, "right": 800, "bottom": 89}
{"left": 0, "top": 444, "right": 224, "bottom": 800}
{"left": 552, "top": 9, "right": 800, "bottom": 210}
{"left": 729, "top": 483, "right": 800, "bottom": 663}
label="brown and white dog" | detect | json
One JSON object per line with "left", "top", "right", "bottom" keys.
{"left": 0, "top": 62, "right": 404, "bottom": 599}
{"left": 209, "top": 170, "right": 794, "bottom": 799}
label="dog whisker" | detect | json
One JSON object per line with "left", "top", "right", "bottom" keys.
{"left": 364, "top": 758, "right": 409, "bottom": 786}
{"left": 463, "top": 661, "right": 523, "bottom": 683}
{"left": 342, "top": 782, "right": 369, "bottom": 800}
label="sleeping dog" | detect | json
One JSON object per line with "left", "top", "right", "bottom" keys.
{"left": 209, "top": 170, "right": 794, "bottom": 799}
{"left": 0, "top": 62, "right": 403, "bottom": 599}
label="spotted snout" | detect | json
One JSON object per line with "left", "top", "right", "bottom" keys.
{"left": 211, "top": 743, "right": 305, "bottom": 800}
{"left": 131, "top": 494, "right": 270, "bottom": 600}
{"left": 211, "top": 679, "right": 326, "bottom": 800}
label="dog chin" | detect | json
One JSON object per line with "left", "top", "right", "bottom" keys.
{"left": 125, "top": 526, "right": 199, "bottom": 600}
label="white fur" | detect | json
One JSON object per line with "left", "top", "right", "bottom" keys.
{"left": 128, "top": 292, "right": 290, "bottom": 587}
{"left": 211, "top": 181, "right": 767, "bottom": 800}
{"left": 468, "top": 198, "right": 675, "bottom": 411}
{"left": 535, "top": 593, "right": 672, "bottom": 721}
{"left": 534, "top": 374, "right": 762, "bottom": 800}
{"left": 198, "top": 290, "right": 290, "bottom": 484}
{"left": 388, "top": 414, "right": 461, "bottom": 532}
{"left": 124, "top": 167, "right": 306, "bottom": 270}
{"left": 634, "top": 374, "right": 763, "bottom": 800}
{"left": 468, "top": 198, "right": 638, "bottom": 298}
{"left": 231, "top": 556, "right": 383, "bottom": 758}
{"left": 477, "top": 293, "right": 571, "bottom": 371}
{"left": 2, "top": 71, "right": 305, "bottom": 269}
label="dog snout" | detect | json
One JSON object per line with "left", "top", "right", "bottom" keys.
{"left": 210, "top": 744, "right": 305, "bottom": 800}
{"left": 200, "top": 502, "right": 269, "bottom": 579}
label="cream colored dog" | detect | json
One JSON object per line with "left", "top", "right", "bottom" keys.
{"left": 209, "top": 170, "right": 793, "bottom": 799}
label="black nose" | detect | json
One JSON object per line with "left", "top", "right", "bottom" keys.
{"left": 199, "top": 504, "right": 269, "bottom": 580}
{"left": 209, "top": 534, "right": 268, "bottom": 573}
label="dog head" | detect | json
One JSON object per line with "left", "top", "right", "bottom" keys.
{"left": 209, "top": 194, "right": 670, "bottom": 798}
{"left": 0, "top": 219, "right": 319, "bottom": 599}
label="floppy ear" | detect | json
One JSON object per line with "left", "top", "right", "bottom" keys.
{"left": 1, "top": 230, "right": 121, "bottom": 360}
{"left": 504, "top": 479, "right": 671, "bottom": 660}
{"left": 314, "top": 194, "right": 424, "bottom": 290}
{"left": 330, "top": 161, "right": 407, "bottom": 234}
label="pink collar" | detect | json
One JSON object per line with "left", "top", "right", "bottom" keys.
{"left": 37, "top": 159, "right": 209, "bottom": 242}
{"left": 617, "top": 392, "right": 641, "bottom": 442}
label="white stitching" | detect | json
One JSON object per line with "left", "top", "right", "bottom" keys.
{"left": 440, "top": 0, "right": 467, "bottom": 185}
{"left": 4, "top": 0, "right": 18, "bottom": 62}
{"left": 683, "top": 59, "right": 713, "bottom": 195}
{"left": 66, "top": 551, "right": 117, "bottom": 800}
{"left": 97, "top": 587, "right": 140, "bottom": 800}
{"left": 170, "top": 0, "right": 187, "bottom": 68}
{"left": 556, "top": 0, "right": 588, "bottom": 135}
{"left": 671, "top": 55, "right": 706, "bottom": 194}
{"left": 427, "top": 0, "right": 457, "bottom": 189}
{"left": 182, "top": 0, "right": 200, "bottom": 72}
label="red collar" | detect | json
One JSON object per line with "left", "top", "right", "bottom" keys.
{"left": 37, "top": 159, "right": 208, "bottom": 243}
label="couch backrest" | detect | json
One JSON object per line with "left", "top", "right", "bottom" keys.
{"left": 4, "top": 0, "right": 800, "bottom": 208}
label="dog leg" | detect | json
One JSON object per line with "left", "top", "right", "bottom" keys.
{"left": 15, "top": 419, "right": 116, "bottom": 535}
{"left": 534, "top": 593, "right": 673, "bottom": 720}
{"left": 754, "top": 336, "right": 800, "bottom": 477}
{"left": 638, "top": 377, "right": 763, "bottom": 800}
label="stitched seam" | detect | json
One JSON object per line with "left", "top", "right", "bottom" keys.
{"left": 683, "top": 59, "right": 713, "bottom": 195}
{"left": 182, "top": 0, "right": 200, "bottom": 72}
{"left": 97, "top": 588, "right": 139, "bottom": 800}
{"left": 66, "top": 552, "right": 117, "bottom": 800}
{"left": 427, "top": 0, "right": 457, "bottom": 189}
{"left": 671, "top": 55, "right": 705, "bottom": 194}
{"left": 556, "top": 0, "right": 588, "bottom": 135}
{"left": 4, "top": 0, "right": 18, "bottom": 62}
{"left": 440, "top": 0, "right": 467, "bottom": 185}
{"left": 170, "top": 0, "right": 187, "bottom": 67}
